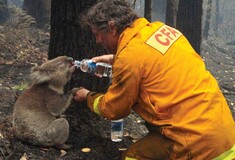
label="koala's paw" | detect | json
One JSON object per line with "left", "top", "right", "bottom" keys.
{"left": 71, "top": 87, "right": 83, "bottom": 95}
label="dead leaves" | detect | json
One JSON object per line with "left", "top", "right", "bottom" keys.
{"left": 0, "top": 24, "right": 48, "bottom": 66}
{"left": 0, "top": 132, "right": 4, "bottom": 139}
{"left": 60, "top": 150, "right": 67, "bottom": 157}
{"left": 20, "top": 153, "right": 28, "bottom": 160}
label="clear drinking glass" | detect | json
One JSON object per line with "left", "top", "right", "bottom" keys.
{"left": 111, "top": 119, "right": 124, "bottom": 142}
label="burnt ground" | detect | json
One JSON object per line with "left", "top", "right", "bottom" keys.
{"left": 0, "top": 23, "right": 234, "bottom": 159}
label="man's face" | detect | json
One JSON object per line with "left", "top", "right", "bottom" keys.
{"left": 91, "top": 25, "right": 119, "bottom": 54}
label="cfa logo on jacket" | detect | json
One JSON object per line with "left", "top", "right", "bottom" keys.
{"left": 146, "top": 24, "right": 182, "bottom": 55}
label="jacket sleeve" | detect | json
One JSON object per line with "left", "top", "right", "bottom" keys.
{"left": 87, "top": 49, "right": 141, "bottom": 120}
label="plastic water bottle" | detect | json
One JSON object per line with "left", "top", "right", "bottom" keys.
{"left": 74, "top": 59, "right": 112, "bottom": 77}
{"left": 111, "top": 119, "right": 124, "bottom": 142}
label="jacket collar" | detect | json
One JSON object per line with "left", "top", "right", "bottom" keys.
{"left": 116, "top": 18, "right": 150, "bottom": 55}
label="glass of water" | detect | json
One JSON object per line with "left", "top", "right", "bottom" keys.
{"left": 111, "top": 119, "right": 124, "bottom": 142}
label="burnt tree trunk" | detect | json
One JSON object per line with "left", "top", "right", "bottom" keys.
{"left": 214, "top": 0, "right": 220, "bottom": 36}
{"left": 23, "top": 0, "right": 51, "bottom": 28}
{"left": 0, "top": 0, "right": 9, "bottom": 24}
{"left": 144, "top": 0, "right": 151, "bottom": 22}
{"left": 176, "top": 0, "right": 202, "bottom": 54}
{"left": 48, "top": 1, "right": 129, "bottom": 159}
{"left": 49, "top": 0, "right": 109, "bottom": 92}
{"left": 203, "top": 0, "right": 212, "bottom": 39}
{"left": 165, "top": 0, "right": 178, "bottom": 27}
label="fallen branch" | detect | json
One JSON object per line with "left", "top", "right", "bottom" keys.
{"left": 222, "top": 91, "right": 235, "bottom": 95}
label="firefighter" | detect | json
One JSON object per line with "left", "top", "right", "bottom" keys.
{"left": 74, "top": 0, "right": 235, "bottom": 159}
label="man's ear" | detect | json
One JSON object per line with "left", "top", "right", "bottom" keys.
{"left": 108, "top": 21, "right": 117, "bottom": 35}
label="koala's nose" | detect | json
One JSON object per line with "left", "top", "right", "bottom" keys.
{"left": 67, "top": 57, "right": 74, "bottom": 67}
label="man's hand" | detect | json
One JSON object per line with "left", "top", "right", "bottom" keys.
{"left": 91, "top": 54, "right": 114, "bottom": 65}
{"left": 73, "top": 87, "right": 90, "bottom": 102}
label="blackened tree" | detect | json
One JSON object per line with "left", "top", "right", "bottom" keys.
{"left": 23, "top": 0, "right": 51, "bottom": 28}
{"left": 203, "top": 0, "right": 212, "bottom": 39}
{"left": 0, "top": 0, "right": 9, "bottom": 24}
{"left": 165, "top": 0, "right": 178, "bottom": 27}
{"left": 48, "top": 1, "right": 124, "bottom": 159}
{"left": 144, "top": 0, "right": 152, "bottom": 22}
{"left": 176, "top": 0, "right": 203, "bottom": 54}
{"left": 49, "top": 0, "right": 110, "bottom": 93}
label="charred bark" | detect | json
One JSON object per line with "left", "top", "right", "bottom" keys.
{"left": 48, "top": 1, "right": 144, "bottom": 159}
{"left": 203, "top": 0, "right": 212, "bottom": 39}
{"left": 165, "top": 0, "right": 178, "bottom": 27}
{"left": 23, "top": 0, "right": 51, "bottom": 28}
{"left": 144, "top": 0, "right": 152, "bottom": 22}
{"left": 48, "top": 0, "right": 109, "bottom": 91}
{"left": 0, "top": 0, "right": 9, "bottom": 24}
{"left": 214, "top": 0, "right": 220, "bottom": 36}
{"left": 176, "top": 0, "right": 202, "bottom": 54}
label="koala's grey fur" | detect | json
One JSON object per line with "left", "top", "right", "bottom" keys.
{"left": 13, "top": 56, "right": 76, "bottom": 149}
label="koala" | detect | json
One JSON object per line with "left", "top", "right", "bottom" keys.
{"left": 13, "top": 56, "right": 77, "bottom": 149}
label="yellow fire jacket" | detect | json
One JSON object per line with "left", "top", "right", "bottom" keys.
{"left": 87, "top": 18, "right": 235, "bottom": 159}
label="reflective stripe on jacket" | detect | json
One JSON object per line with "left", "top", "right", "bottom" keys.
{"left": 87, "top": 18, "right": 235, "bottom": 159}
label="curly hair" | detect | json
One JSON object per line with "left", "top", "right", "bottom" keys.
{"left": 85, "top": 0, "right": 139, "bottom": 33}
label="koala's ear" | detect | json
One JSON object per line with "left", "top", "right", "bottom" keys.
{"left": 31, "top": 66, "right": 51, "bottom": 84}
